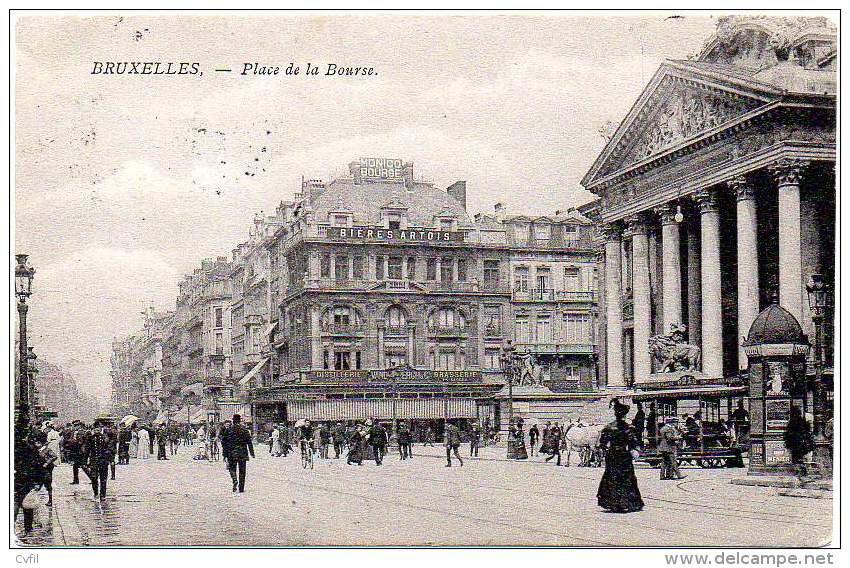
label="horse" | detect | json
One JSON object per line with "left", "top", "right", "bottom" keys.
{"left": 563, "top": 423, "right": 605, "bottom": 467}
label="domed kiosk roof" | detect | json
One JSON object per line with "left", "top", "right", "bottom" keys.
{"left": 744, "top": 303, "right": 807, "bottom": 346}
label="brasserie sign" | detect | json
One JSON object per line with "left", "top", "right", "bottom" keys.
{"left": 326, "top": 226, "right": 464, "bottom": 243}
{"left": 307, "top": 369, "right": 482, "bottom": 383}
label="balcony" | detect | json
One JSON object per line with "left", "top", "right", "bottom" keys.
{"left": 321, "top": 322, "right": 366, "bottom": 336}
{"left": 514, "top": 342, "right": 597, "bottom": 356}
{"left": 428, "top": 324, "right": 468, "bottom": 337}
{"left": 384, "top": 325, "right": 410, "bottom": 337}
{"left": 484, "top": 323, "right": 503, "bottom": 338}
{"left": 513, "top": 288, "right": 597, "bottom": 302}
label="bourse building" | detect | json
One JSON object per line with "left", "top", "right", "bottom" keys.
{"left": 245, "top": 158, "right": 601, "bottom": 435}
{"left": 581, "top": 17, "right": 835, "bottom": 424}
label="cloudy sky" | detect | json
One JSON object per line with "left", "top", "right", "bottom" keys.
{"left": 14, "top": 13, "right": 719, "bottom": 403}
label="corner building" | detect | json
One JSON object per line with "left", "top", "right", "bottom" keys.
{"left": 248, "top": 159, "right": 601, "bottom": 434}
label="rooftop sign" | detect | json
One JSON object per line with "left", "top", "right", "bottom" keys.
{"left": 360, "top": 157, "right": 404, "bottom": 180}
{"left": 326, "top": 226, "right": 464, "bottom": 243}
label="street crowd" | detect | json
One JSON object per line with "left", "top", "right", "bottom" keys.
{"left": 16, "top": 396, "right": 821, "bottom": 537}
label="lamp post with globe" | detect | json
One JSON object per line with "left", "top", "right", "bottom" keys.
{"left": 15, "top": 254, "right": 35, "bottom": 420}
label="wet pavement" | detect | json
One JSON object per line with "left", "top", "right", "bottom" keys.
{"left": 14, "top": 443, "right": 834, "bottom": 547}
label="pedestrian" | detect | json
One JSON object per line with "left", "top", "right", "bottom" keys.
{"left": 169, "top": 426, "right": 179, "bottom": 455}
{"left": 147, "top": 425, "right": 156, "bottom": 455}
{"left": 86, "top": 423, "right": 115, "bottom": 501}
{"left": 270, "top": 424, "right": 280, "bottom": 456}
{"left": 156, "top": 426, "right": 169, "bottom": 460}
{"left": 444, "top": 421, "right": 464, "bottom": 467}
{"left": 512, "top": 421, "right": 528, "bottom": 460}
{"left": 646, "top": 402, "right": 658, "bottom": 448}
{"left": 632, "top": 402, "right": 646, "bottom": 448}
{"left": 117, "top": 425, "right": 131, "bottom": 465}
{"left": 368, "top": 420, "right": 387, "bottom": 465}
{"left": 469, "top": 422, "right": 481, "bottom": 457}
{"left": 596, "top": 399, "right": 644, "bottom": 513}
{"left": 222, "top": 414, "right": 254, "bottom": 493}
{"left": 528, "top": 423, "right": 540, "bottom": 456}
{"left": 398, "top": 421, "right": 413, "bottom": 460}
{"left": 137, "top": 426, "right": 151, "bottom": 459}
{"left": 104, "top": 422, "right": 118, "bottom": 480}
{"left": 346, "top": 423, "right": 366, "bottom": 466}
{"left": 130, "top": 426, "right": 139, "bottom": 459}
{"left": 68, "top": 421, "right": 90, "bottom": 485}
{"left": 784, "top": 405, "right": 814, "bottom": 477}
{"left": 319, "top": 423, "right": 331, "bottom": 459}
{"left": 424, "top": 424, "right": 436, "bottom": 447}
{"left": 658, "top": 417, "right": 685, "bottom": 480}
{"left": 14, "top": 413, "right": 46, "bottom": 534}
{"left": 332, "top": 422, "right": 345, "bottom": 459}
{"left": 545, "top": 422, "right": 563, "bottom": 466}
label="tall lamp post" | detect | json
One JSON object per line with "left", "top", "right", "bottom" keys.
{"left": 806, "top": 274, "right": 831, "bottom": 471}
{"left": 15, "top": 254, "right": 35, "bottom": 420}
{"left": 499, "top": 340, "right": 516, "bottom": 459}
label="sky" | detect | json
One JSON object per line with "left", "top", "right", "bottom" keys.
{"left": 14, "top": 13, "right": 720, "bottom": 403}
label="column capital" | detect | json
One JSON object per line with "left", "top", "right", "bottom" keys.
{"left": 623, "top": 214, "right": 649, "bottom": 237}
{"left": 655, "top": 202, "right": 680, "bottom": 225}
{"left": 694, "top": 188, "right": 720, "bottom": 214}
{"left": 769, "top": 157, "right": 810, "bottom": 187}
{"left": 600, "top": 223, "right": 622, "bottom": 242}
{"left": 727, "top": 176, "right": 756, "bottom": 201}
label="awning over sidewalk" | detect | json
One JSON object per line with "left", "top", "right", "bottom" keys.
{"left": 239, "top": 357, "right": 269, "bottom": 386}
{"left": 285, "top": 398, "right": 478, "bottom": 421}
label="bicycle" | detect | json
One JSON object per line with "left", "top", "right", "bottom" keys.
{"left": 300, "top": 439, "right": 314, "bottom": 469}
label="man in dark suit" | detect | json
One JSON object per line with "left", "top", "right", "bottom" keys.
{"left": 86, "top": 424, "right": 116, "bottom": 500}
{"left": 222, "top": 415, "right": 254, "bottom": 492}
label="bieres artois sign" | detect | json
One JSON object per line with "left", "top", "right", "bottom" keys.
{"left": 326, "top": 226, "right": 464, "bottom": 243}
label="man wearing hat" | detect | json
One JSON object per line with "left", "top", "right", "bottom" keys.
{"left": 224, "top": 414, "right": 254, "bottom": 493}
{"left": 658, "top": 416, "right": 685, "bottom": 480}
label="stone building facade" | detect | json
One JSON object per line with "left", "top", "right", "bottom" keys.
{"left": 581, "top": 17, "right": 835, "bottom": 427}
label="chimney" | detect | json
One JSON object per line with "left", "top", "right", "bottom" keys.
{"left": 555, "top": 209, "right": 563, "bottom": 216}
{"left": 349, "top": 160, "right": 362, "bottom": 184}
{"left": 402, "top": 161, "right": 414, "bottom": 189}
{"left": 494, "top": 202, "right": 504, "bottom": 219}
{"left": 303, "top": 179, "right": 325, "bottom": 202}
{"left": 446, "top": 181, "right": 467, "bottom": 210}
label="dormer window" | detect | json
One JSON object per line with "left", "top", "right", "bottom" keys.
{"left": 332, "top": 214, "right": 351, "bottom": 227}
{"left": 534, "top": 223, "right": 551, "bottom": 244}
{"left": 439, "top": 219, "right": 456, "bottom": 232}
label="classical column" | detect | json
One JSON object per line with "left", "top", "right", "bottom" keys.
{"left": 729, "top": 176, "right": 760, "bottom": 371}
{"left": 602, "top": 225, "right": 625, "bottom": 388}
{"left": 686, "top": 217, "right": 701, "bottom": 348}
{"left": 770, "top": 158, "right": 808, "bottom": 325}
{"left": 310, "top": 304, "right": 323, "bottom": 369}
{"left": 626, "top": 214, "right": 652, "bottom": 382}
{"left": 695, "top": 189, "right": 723, "bottom": 377}
{"left": 657, "top": 203, "right": 683, "bottom": 333}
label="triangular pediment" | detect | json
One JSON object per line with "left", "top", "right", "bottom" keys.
{"left": 583, "top": 61, "right": 780, "bottom": 189}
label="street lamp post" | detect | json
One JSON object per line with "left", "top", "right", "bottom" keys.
{"left": 15, "top": 254, "right": 35, "bottom": 420}
{"left": 806, "top": 274, "right": 831, "bottom": 472}
{"left": 499, "top": 340, "right": 516, "bottom": 459}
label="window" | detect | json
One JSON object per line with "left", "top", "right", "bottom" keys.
{"left": 536, "top": 267, "right": 551, "bottom": 293}
{"left": 564, "top": 266, "right": 581, "bottom": 291}
{"left": 352, "top": 256, "right": 364, "bottom": 279}
{"left": 536, "top": 317, "right": 551, "bottom": 343}
{"left": 387, "top": 213, "right": 401, "bottom": 231}
{"left": 436, "top": 351, "right": 458, "bottom": 370}
{"left": 483, "top": 260, "right": 500, "bottom": 289}
{"left": 387, "top": 306, "right": 407, "bottom": 327}
{"left": 431, "top": 308, "right": 465, "bottom": 329}
{"left": 320, "top": 254, "right": 331, "bottom": 278}
{"left": 484, "top": 305, "right": 501, "bottom": 334}
{"left": 333, "top": 306, "right": 353, "bottom": 325}
{"left": 388, "top": 256, "right": 403, "bottom": 280}
{"left": 335, "top": 351, "right": 352, "bottom": 370}
{"left": 426, "top": 258, "right": 437, "bottom": 280}
{"left": 335, "top": 255, "right": 349, "bottom": 280}
{"left": 214, "top": 331, "right": 223, "bottom": 354}
{"left": 534, "top": 223, "right": 551, "bottom": 243}
{"left": 484, "top": 348, "right": 500, "bottom": 370}
{"left": 439, "top": 219, "right": 454, "bottom": 231}
{"left": 376, "top": 256, "right": 385, "bottom": 280}
{"left": 515, "top": 267, "right": 529, "bottom": 292}
{"left": 457, "top": 259, "right": 467, "bottom": 282}
{"left": 515, "top": 317, "right": 530, "bottom": 343}
{"left": 514, "top": 223, "right": 530, "bottom": 244}
{"left": 564, "top": 365, "right": 580, "bottom": 380}
{"left": 385, "top": 352, "right": 407, "bottom": 368}
{"left": 440, "top": 258, "right": 453, "bottom": 282}
{"left": 564, "top": 225, "right": 579, "bottom": 246}
{"left": 333, "top": 214, "right": 350, "bottom": 227}
{"left": 563, "top": 313, "right": 591, "bottom": 343}
{"left": 214, "top": 307, "right": 223, "bottom": 328}
{"left": 406, "top": 257, "right": 416, "bottom": 280}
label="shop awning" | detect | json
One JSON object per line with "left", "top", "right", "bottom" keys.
{"left": 239, "top": 357, "right": 269, "bottom": 386}
{"left": 286, "top": 398, "right": 478, "bottom": 422}
{"left": 631, "top": 386, "right": 747, "bottom": 401}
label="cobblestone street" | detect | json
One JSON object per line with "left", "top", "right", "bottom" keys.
{"left": 15, "top": 445, "right": 833, "bottom": 547}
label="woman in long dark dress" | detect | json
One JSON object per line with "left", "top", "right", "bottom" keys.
{"left": 597, "top": 399, "right": 644, "bottom": 513}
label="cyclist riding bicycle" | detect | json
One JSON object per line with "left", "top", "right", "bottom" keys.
{"left": 297, "top": 419, "right": 315, "bottom": 456}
